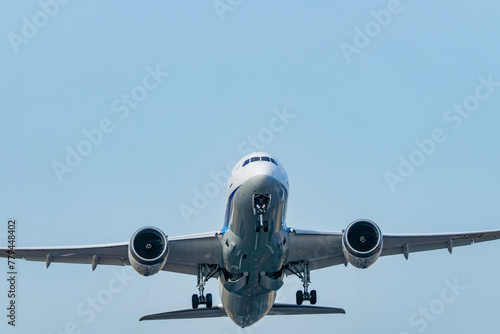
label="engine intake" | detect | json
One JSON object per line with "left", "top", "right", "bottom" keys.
{"left": 128, "top": 226, "right": 169, "bottom": 276}
{"left": 342, "top": 219, "right": 383, "bottom": 269}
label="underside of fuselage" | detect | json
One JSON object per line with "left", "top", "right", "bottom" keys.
{"left": 220, "top": 172, "right": 289, "bottom": 327}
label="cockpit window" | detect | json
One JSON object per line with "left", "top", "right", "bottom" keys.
{"left": 243, "top": 156, "right": 277, "bottom": 167}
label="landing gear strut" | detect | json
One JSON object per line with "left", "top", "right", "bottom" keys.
{"left": 192, "top": 264, "right": 218, "bottom": 309}
{"left": 288, "top": 261, "right": 317, "bottom": 305}
{"left": 253, "top": 194, "right": 270, "bottom": 232}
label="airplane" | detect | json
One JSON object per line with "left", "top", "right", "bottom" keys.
{"left": 2, "top": 151, "right": 500, "bottom": 328}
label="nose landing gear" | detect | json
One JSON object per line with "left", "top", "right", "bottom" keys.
{"left": 253, "top": 194, "right": 270, "bottom": 232}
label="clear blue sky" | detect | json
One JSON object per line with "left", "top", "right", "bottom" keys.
{"left": 1, "top": 1, "right": 500, "bottom": 333}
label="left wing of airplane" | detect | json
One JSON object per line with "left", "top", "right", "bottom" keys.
{"left": 286, "top": 220, "right": 500, "bottom": 272}
{"left": 0, "top": 231, "right": 222, "bottom": 276}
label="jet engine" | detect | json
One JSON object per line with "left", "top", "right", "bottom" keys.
{"left": 128, "top": 226, "right": 169, "bottom": 276}
{"left": 342, "top": 219, "right": 383, "bottom": 269}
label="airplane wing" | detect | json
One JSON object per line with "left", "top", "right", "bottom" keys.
{"left": 286, "top": 228, "right": 500, "bottom": 271}
{"left": 0, "top": 231, "right": 222, "bottom": 276}
{"left": 140, "top": 304, "right": 345, "bottom": 321}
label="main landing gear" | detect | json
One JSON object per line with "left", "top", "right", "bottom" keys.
{"left": 288, "top": 261, "right": 317, "bottom": 305}
{"left": 253, "top": 194, "right": 270, "bottom": 232}
{"left": 192, "top": 264, "right": 218, "bottom": 309}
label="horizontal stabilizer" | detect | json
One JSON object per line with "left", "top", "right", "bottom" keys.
{"left": 269, "top": 304, "right": 346, "bottom": 315}
{"left": 140, "top": 304, "right": 345, "bottom": 321}
{"left": 140, "top": 305, "right": 227, "bottom": 321}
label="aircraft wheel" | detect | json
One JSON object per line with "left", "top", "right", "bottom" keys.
{"left": 256, "top": 221, "right": 260, "bottom": 233}
{"left": 206, "top": 293, "right": 213, "bottom": 308}
{"left": 310, "top": 290, "right": 317, "bottom": 305}
{"left": 192, "top": 294, "right": 199, "bottom": 309}
{"left": 296, "top": 290, "right": 303, "bottom": 305}
{"left": 263, "top": 221, "right": 269, "bottom": 232}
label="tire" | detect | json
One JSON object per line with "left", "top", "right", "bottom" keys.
{"left": 310, "top": 290, "right": 317, "bottom": 305}
{"left": 192, "top": 294, "right": 199, "bottom": 309}
{"left": 263, "top": 221, "right": 269, "bottom": 232}
{"left": 296, "top": 291, "right": 303, "bottom": 305}
{"left": 206, "top": 293, "right": 213, "bottom": 308}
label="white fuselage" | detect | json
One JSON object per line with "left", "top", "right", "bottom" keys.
{"left": 218, "top": 152, "right": 290, "bottom": 328}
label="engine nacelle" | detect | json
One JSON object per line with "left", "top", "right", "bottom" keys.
{"left": 128, "top": 226, "right": 169, "bottom": 276}
{"left": 342, "top": 219, "right": 383, "bottom": 269}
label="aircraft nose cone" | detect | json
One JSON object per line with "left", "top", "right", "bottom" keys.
{"left": 250, "top": 163, "right": 274, "bottom": 187}
{"left": 250, "top": 162, "right": 272, "bottom": 178}
{"left": 249, "top": 163, "right": 274, "bottom": 188}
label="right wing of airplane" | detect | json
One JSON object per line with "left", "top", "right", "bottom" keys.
{"left": 286, "top": 221, "right": 500, "bottom": 272}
